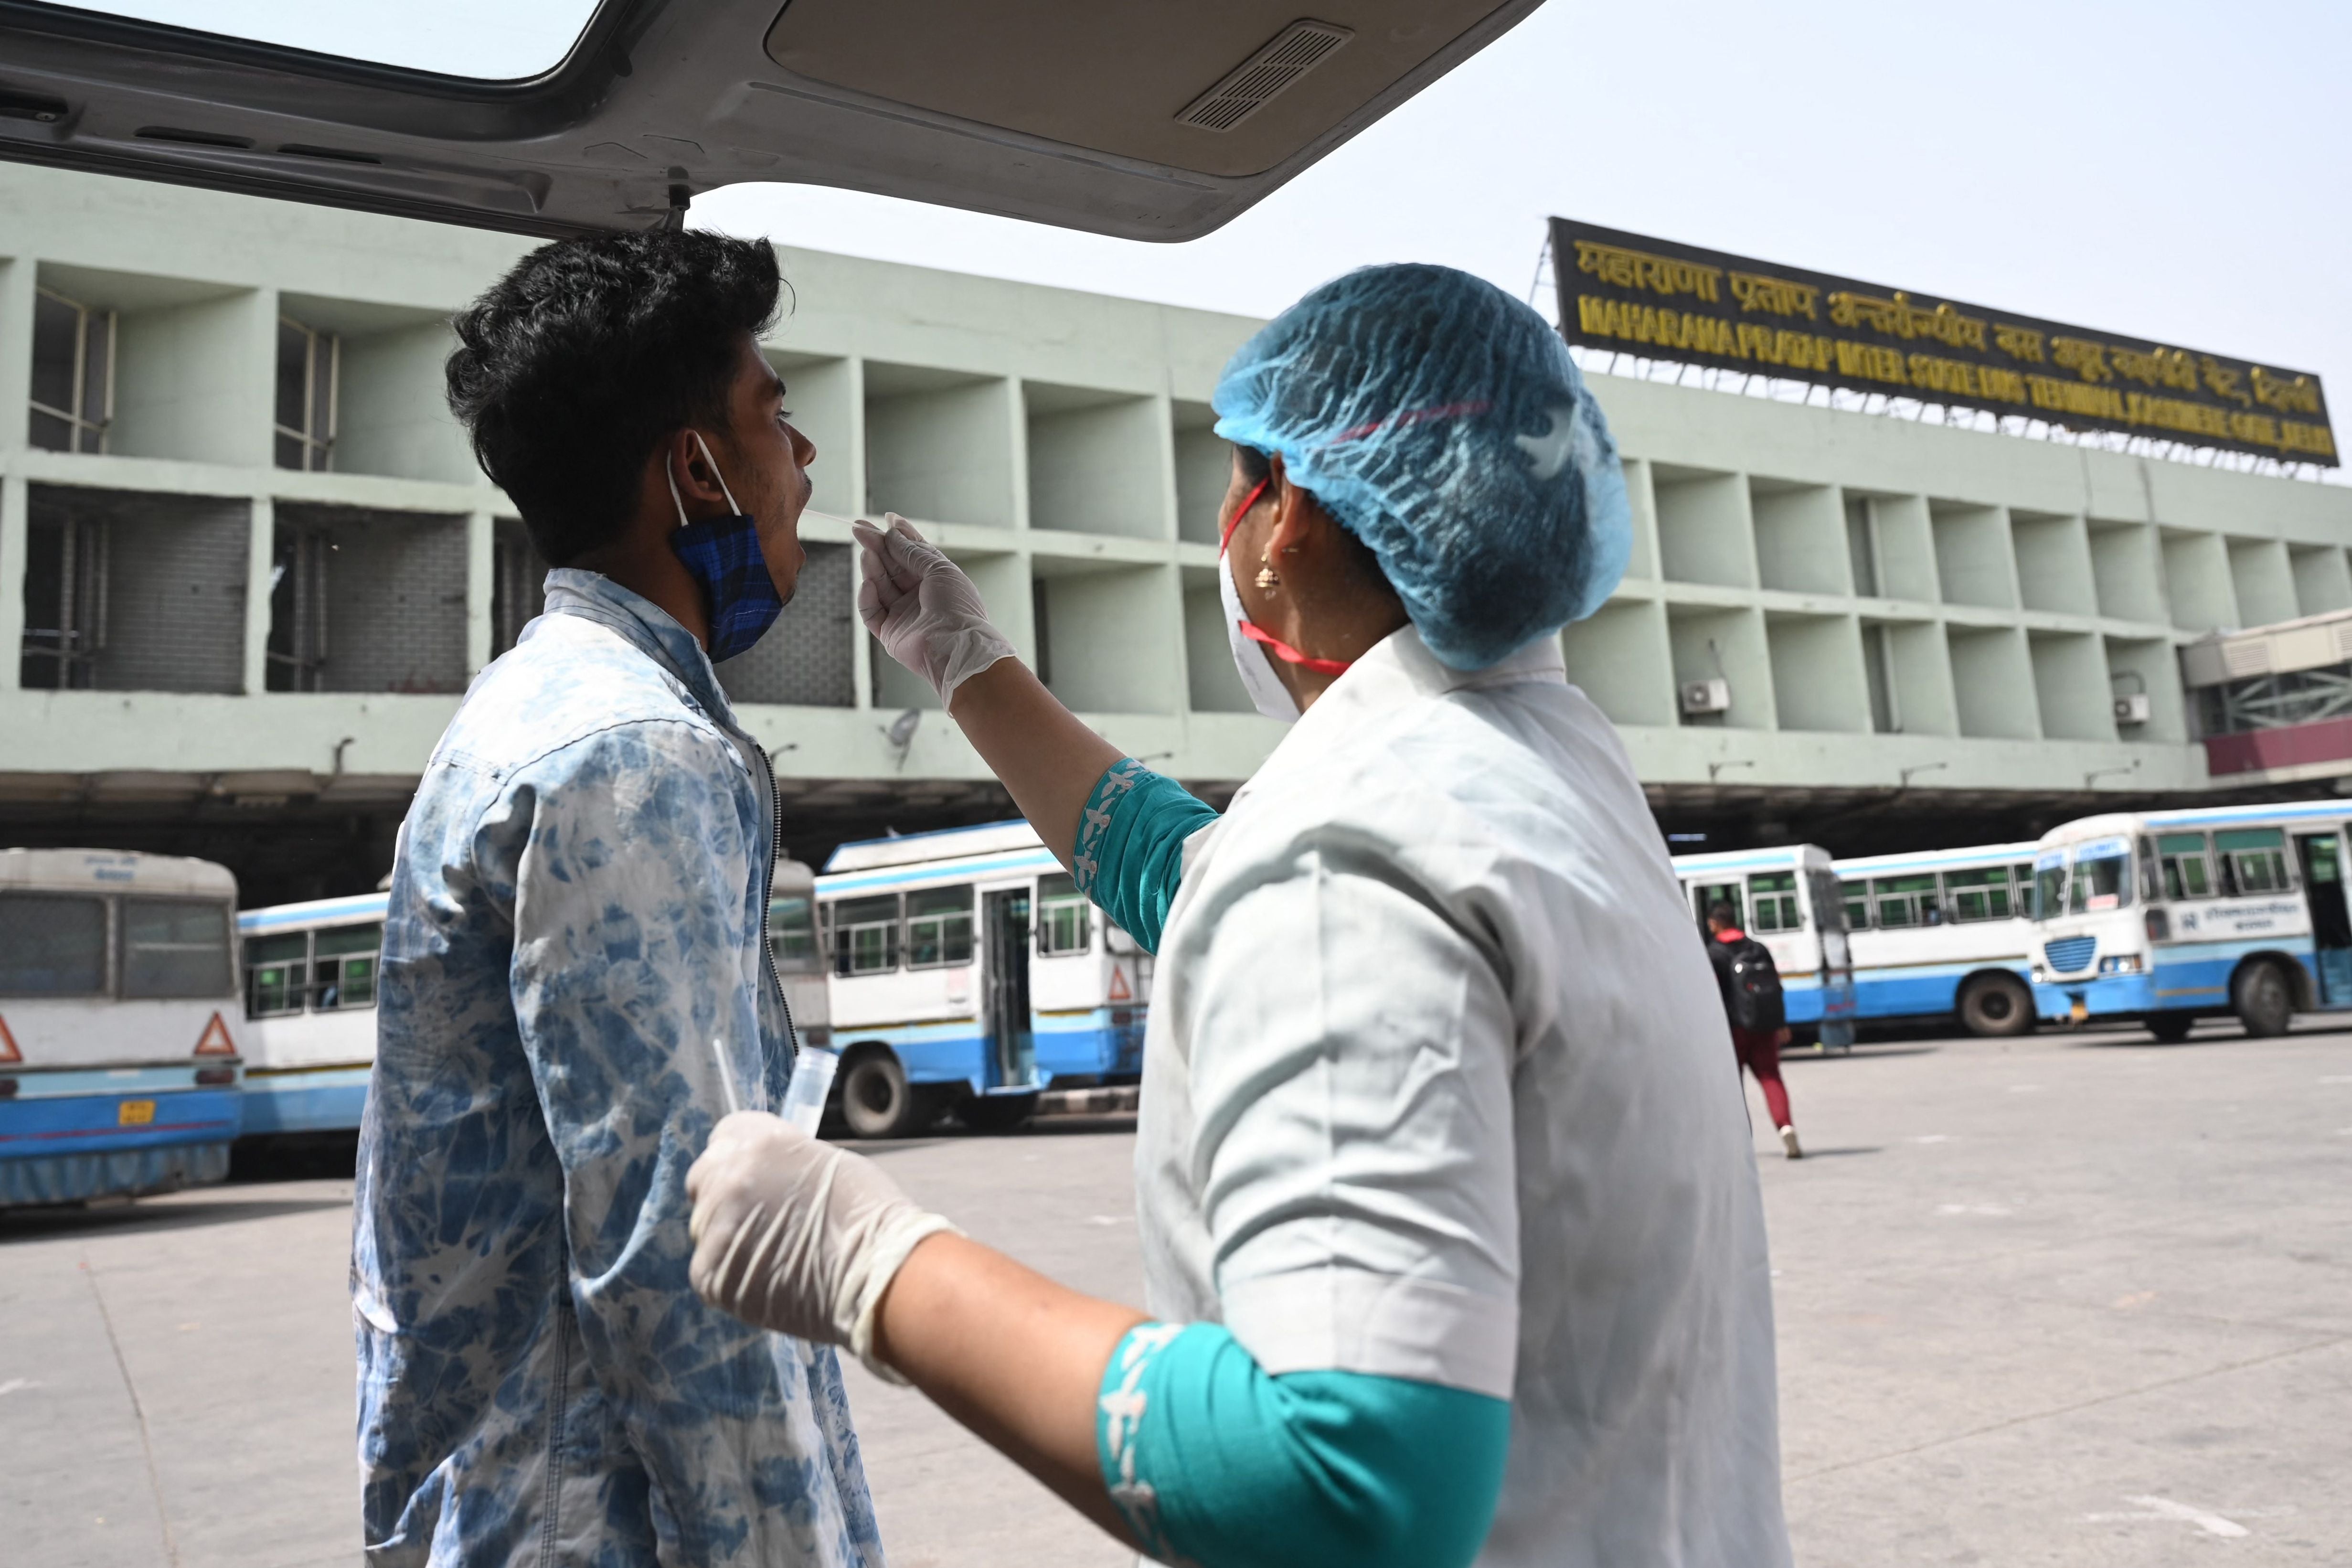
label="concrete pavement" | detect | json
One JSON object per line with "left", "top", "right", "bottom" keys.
{"left": 2, "top": 1026, "right": 2346, "bottom": 1566}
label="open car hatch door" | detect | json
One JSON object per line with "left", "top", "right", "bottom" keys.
{"left": 0, "top": 0, "right": 1546, "bottom": 239}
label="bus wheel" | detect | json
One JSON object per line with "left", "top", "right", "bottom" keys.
{"left": 958, "top": 1092, "right": 1040, "bottom": 1134}
{"left": 2232, "top": 961, "right": 2294, "bottom": 1038}
{"left": 2145, "top": 1012, "right": 2195, "bottom": 1043}
{"left": 839, "top": 1049, "right": 932, "bottom": 1139}
{"left": 1958, "top": 973, "right": 2035, "bottom": 1037}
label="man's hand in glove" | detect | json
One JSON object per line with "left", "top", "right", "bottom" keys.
{"left": 687, "top": 1109, "right": 958, "bottom": 1380}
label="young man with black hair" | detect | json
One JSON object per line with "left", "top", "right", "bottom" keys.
{"left": 1706, "top": 900, "right": 1802, "bottom": 1160}
{"left": 354, "top": 230, "right": 879, "bottom": 1566}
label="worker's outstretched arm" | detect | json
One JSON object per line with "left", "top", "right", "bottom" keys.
{"left": 686, "top": 1116, "right": 1509, "bottom": 1568}
{"left": 854, "top": 514, "right": 1120, "bottom": 869}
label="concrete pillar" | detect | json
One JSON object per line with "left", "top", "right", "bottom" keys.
{"left": 243, "top": 495, "right": 275, "bottom": 693}
{"left": 843, "top": 356, "right": 872, "bottom": 711}
{"left": 0, "top": 259, "right": 31, "bottom": 691}
{"left": 465, "top": 508, "right": 494, "bottom": 673}
{"left": 0, "top": 474, "right": 25, "bottom": 692}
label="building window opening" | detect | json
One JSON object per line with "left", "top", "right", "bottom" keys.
{"left": 492, "top": 522, "right": 548, "bottom": 657}
{"left": 19, "top": 511, "right": 107, "bottom": 690}
{"left": 276, "top": 316, "right": 340, "bottom": 471}
{"left": 267, "top": 527, "right": 331, "bottom": 691}
{"left": 28, "top": 287, "right": 114, "bottom": 454}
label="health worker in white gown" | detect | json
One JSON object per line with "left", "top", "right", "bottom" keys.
{"left": 683, "top": 264, "right": 1794, "bottom": 1568}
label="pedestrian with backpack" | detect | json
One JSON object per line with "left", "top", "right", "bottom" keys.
{"left": 1706, "top": 901, "right": 1802, "bottom": 1159}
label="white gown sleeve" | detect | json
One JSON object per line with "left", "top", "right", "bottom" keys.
{"left": 1181, "top": 835, "right": 1522, "bottom": 1399}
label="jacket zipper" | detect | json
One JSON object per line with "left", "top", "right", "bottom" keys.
{"left": 753, "top": 740, "right": 799, "bottom": 1074}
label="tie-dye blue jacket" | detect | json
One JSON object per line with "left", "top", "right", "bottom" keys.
{"left": 355, "top": 569, "right": 880, "bottom": 1568}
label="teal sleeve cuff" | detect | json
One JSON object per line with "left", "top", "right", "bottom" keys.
{"left": 1097, "top": 1323, "right": 1511, "bottom": 1568}
{"left": 1071, "top": 759, "right": 1218, "bottom": 955}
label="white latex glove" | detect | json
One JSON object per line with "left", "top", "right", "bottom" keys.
{"left": 852, "top": 512, "right": 1018, "bottom": 705}
{"left": 687, "top": 1110, "right": 959, "bottom": 1382}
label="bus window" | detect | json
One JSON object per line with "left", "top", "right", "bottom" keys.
{"left": 121, "top": 898, "right": 233, "bottom": 998}
{"left": 1840, "top": 881, "right": 1870, "bottom": 930}
{"left": 905, "top": 885, "right": 976, "bottom": 969}
{"left": 313, "top": 925, "right": 383, "bottom": 1010}
{"left": 2068, "top": 846, "right": 2134, "bottom": 913}
{"left": 1036, "top": 873, "right": 1091, "bottom": 956}
{"left": 1746, "top": 872, "right": 1801, "bottom": 932}
{"left": 1871, "top": 874, "right": 1940, "bottom": 928}
{"left": 0, "top": 892, "right": 107, "bottom": 995}
{"left": 2214, "top": 827, "right": 2290, "bottom": 895}
{"left": 831, "top": 894, "right": 901, "bottom": 977}
{"left": 1942, "top": 866, "right": 2012, "bottom": 922}
{"left": 2156, "top": 833, "right": 2214, "bottom": 900}
{"left": 245, "top": 933, "right": 309, "bottom": 1017}
{"left": 768, "top": 895, "right": 819, "bottom": 973}
{"left": 1690, "top": 882, "right": 1742, "bottom": 931}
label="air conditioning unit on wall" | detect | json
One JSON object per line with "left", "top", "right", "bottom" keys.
{"left": 2113, "top": 693, "right": 2151, "bottom": 725}
{"left": 1680, "top": 678, "right": 1731, "bottom": 716}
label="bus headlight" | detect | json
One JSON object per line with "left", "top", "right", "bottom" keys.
{"left": 2098, "top": 954, "right": 2143, "bottom": 974}
{"left": 2030, "top": 964, "right": 2048, "bottom": 982}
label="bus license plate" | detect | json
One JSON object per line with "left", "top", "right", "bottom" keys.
{"left": 117, "top": 1099, "right": 156, "bottom": 1126}
{"left": 2068, "top": 1000, "right": 2088, "bottom": 1024}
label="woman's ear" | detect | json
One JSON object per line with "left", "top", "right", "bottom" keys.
{"left": 1264, "top": 454, "right": 1317, "bottom": 557}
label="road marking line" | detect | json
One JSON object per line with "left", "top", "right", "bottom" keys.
{"left": 1913, "top": 1134, "right": 1950, "bottom": 1143}
{"left": 2110, "top": 1291, "right": 2158, "bottom": 1310}
{"left": 0, "top": 1377, "right": 38, "bottom": 1397}
{"left": 82, "top": 1259, "right": 180, "bottom": 1567}
{"left": 2083, "top": 1495, "right": 2250, "bottom": 1537}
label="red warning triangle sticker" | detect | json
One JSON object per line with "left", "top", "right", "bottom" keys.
{"left": 193, "top": 1012, "right": 237, "bottom": 1056}
{"left": 1107, "top": 968, "right": 1132, "bottom": 1003}
{"left": 0, "top": 1014, "right": 20, "bottom": 1064}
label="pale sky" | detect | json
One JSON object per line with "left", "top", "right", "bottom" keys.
{"left": 695, "top": 0, "right": 2349, "bottom": 464}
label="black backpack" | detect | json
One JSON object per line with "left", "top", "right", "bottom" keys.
{"left": 1722, "top": 937, "right": 1785, "bottom": 1032}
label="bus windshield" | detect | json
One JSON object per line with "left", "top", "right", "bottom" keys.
{"left": 2033, "top": 861, "right": 2067, "bottom": 920}
{"left": 2068, "top": 843, "right": 2134, "bottom": 913}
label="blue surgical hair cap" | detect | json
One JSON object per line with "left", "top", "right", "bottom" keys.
{"left": 1212, "top": 264, "right": 1631, "bottom": 670}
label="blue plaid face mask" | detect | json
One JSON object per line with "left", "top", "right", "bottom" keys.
{"left": 667, "top": 430, "right": 784, "bottom": 662}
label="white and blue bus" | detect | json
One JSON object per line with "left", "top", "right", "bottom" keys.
{"left": 1671, "top": 845, "right": 1857, "bottom": 1047}
{"left": 0, "top": 848, "right": 244, "bottom": 1206}
{"left": 818, "top": 821, "right": 1149, "bottom": 1138}
{"left": 2030, "top": 800, "right": 2352, "bottom": 1041}
{"left": 234, "top": 858, "right": 833, "bottom": 1141}
{"left": 1833, "top": 843, "right": 2040, "bottom": 1035}
{"left": 237, "top": 893, "right": 385, "bottom": 1137}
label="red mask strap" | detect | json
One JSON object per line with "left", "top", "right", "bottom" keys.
{"left": 1219, "top": 477, "right": 1271, "bottom": 556}
{"left": 1220, "top": 470, "right": 1353, "bottom": 678}
{"left": 1240, "top": 619, "right": 1353, "bottom": 676}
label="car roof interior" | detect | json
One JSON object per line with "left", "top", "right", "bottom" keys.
{"left": 0, "top": 0, "right": 1544, "bottom": 239}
